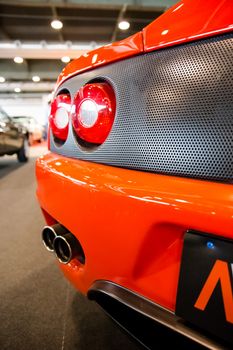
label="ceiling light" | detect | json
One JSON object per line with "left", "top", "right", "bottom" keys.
{"left": 14, "top": 56, "right": 24, "bottom": 64}
{"left": 0, "top": 77, "right": 5, "bottom": 83}
{"left": 118, "top": 21, "right": 130, "bottom": 30}
{"left": 51, "top": 19, "right": 63, "bottom": 30}
{"left": 32, "top": 75, "right": 40, "bottom": 82}
{"left": 61, "top": 56, "right": 70, "bottom": 63}
{"left": 14, "top": 87, "right": 21, "bottom": 93}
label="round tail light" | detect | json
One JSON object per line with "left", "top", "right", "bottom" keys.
{"left": 49, "top": 93, "right": 71, "bottom": 142}
{"left": 72, "top": 82, "right": 116, "bottom": 145}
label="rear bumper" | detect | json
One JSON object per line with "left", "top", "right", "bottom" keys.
{"left": 36, "top": 152, "right": 233, "bottom": 312}
{"left": 88, "top": 281, "right": 227, "bottom": 350}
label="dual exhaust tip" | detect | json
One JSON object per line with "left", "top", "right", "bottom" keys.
{"left": 42, "top": 224, "right": 85, "bottom": 265}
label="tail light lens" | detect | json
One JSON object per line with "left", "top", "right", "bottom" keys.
{"left": 72, "top": 82, "right": 116, "bottom": 145}
{"left": 49, "top": 93, "right": 71, "bottom": 141}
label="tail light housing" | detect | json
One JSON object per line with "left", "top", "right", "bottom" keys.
{"left": 72, "top": 82, "right": 116, "bottom": 145}
{"left": 49, "top": 93, "right": 71, "bottom": 142}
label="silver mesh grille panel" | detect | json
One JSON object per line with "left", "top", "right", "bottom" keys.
{"left": 51, "top": 33, "right": 233, "bottom": 183}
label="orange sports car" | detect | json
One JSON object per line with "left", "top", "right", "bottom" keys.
{"left": 36, "top": 0, "right": 233, "bottom": 348}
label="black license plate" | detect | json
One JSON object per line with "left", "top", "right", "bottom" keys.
{"left": 175, "top": 230, "right": 233, "bottom": 345}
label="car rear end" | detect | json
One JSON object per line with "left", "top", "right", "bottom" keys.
{"left": 36, "top": 0, "right": 233, "bottom": 348}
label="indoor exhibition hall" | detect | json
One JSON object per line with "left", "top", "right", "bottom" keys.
{"left": 0, "top": 0, "right": 232, "bottom": 349}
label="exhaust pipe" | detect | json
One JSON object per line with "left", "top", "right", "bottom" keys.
{"left": 42, "top": 224, "right": 68, "bottom": 252}
{"left": 53, "top": 232, "right": 85, "bottom": 265}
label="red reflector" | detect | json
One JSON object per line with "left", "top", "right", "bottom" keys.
{"left": 50, "top": 94, "right": 71, "bottom": 141}
{"left": 72, "top": 82, "right": 116, "bottom": 145}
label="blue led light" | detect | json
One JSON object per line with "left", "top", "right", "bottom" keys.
{"left": 207, "top": 241, "right": 215, "bottom": 249}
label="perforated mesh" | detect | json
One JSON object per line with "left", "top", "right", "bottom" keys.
{"left": 51, "top": 33, "right": 233, "bottom": 182}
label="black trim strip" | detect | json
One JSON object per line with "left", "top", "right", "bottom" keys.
{"left": 88, "top": 280, "right": 229, "bottom": 350}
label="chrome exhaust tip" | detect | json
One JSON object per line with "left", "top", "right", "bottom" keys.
{"left": 42, "top": 224, "right": 68, "bottom": 252}
{"left": 53, "top": 232, "right": 85, "bottom": 265}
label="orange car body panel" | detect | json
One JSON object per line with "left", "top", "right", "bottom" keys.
{"left": 56, "top": 32, "right": 144, "bottom": 87}
{"left": 56, "top": 0, "right": 233, "bottom": 87}
{"left": 143, "top": 0, "right": 233, "bottom": 52}
{"left": 36, "top": 153, "right": 233, "bottom": 311}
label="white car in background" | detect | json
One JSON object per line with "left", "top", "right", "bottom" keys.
{"left": 11, "top": 116, "right": 44, "bottom": 145}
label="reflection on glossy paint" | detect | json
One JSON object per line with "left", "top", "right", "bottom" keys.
{"left": 175, "top": 198, "right": 188, "bottom": 204}
{"left": 161, "top": 29, "right": 169, "bottom": 35}
{"left": 129, "top": 195, "right": 170, "bottom": 206}
{"left": 172, "top": 3, "right": 184, "bottom": 12}
{"left": 56, "top": 32, "right": 143, "bottom": 87}
{"left": 44, "top": 160, "right": 102, "bottom": 191}
{"left": 91, "top": 53, "right": 98, "bottom": 64}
